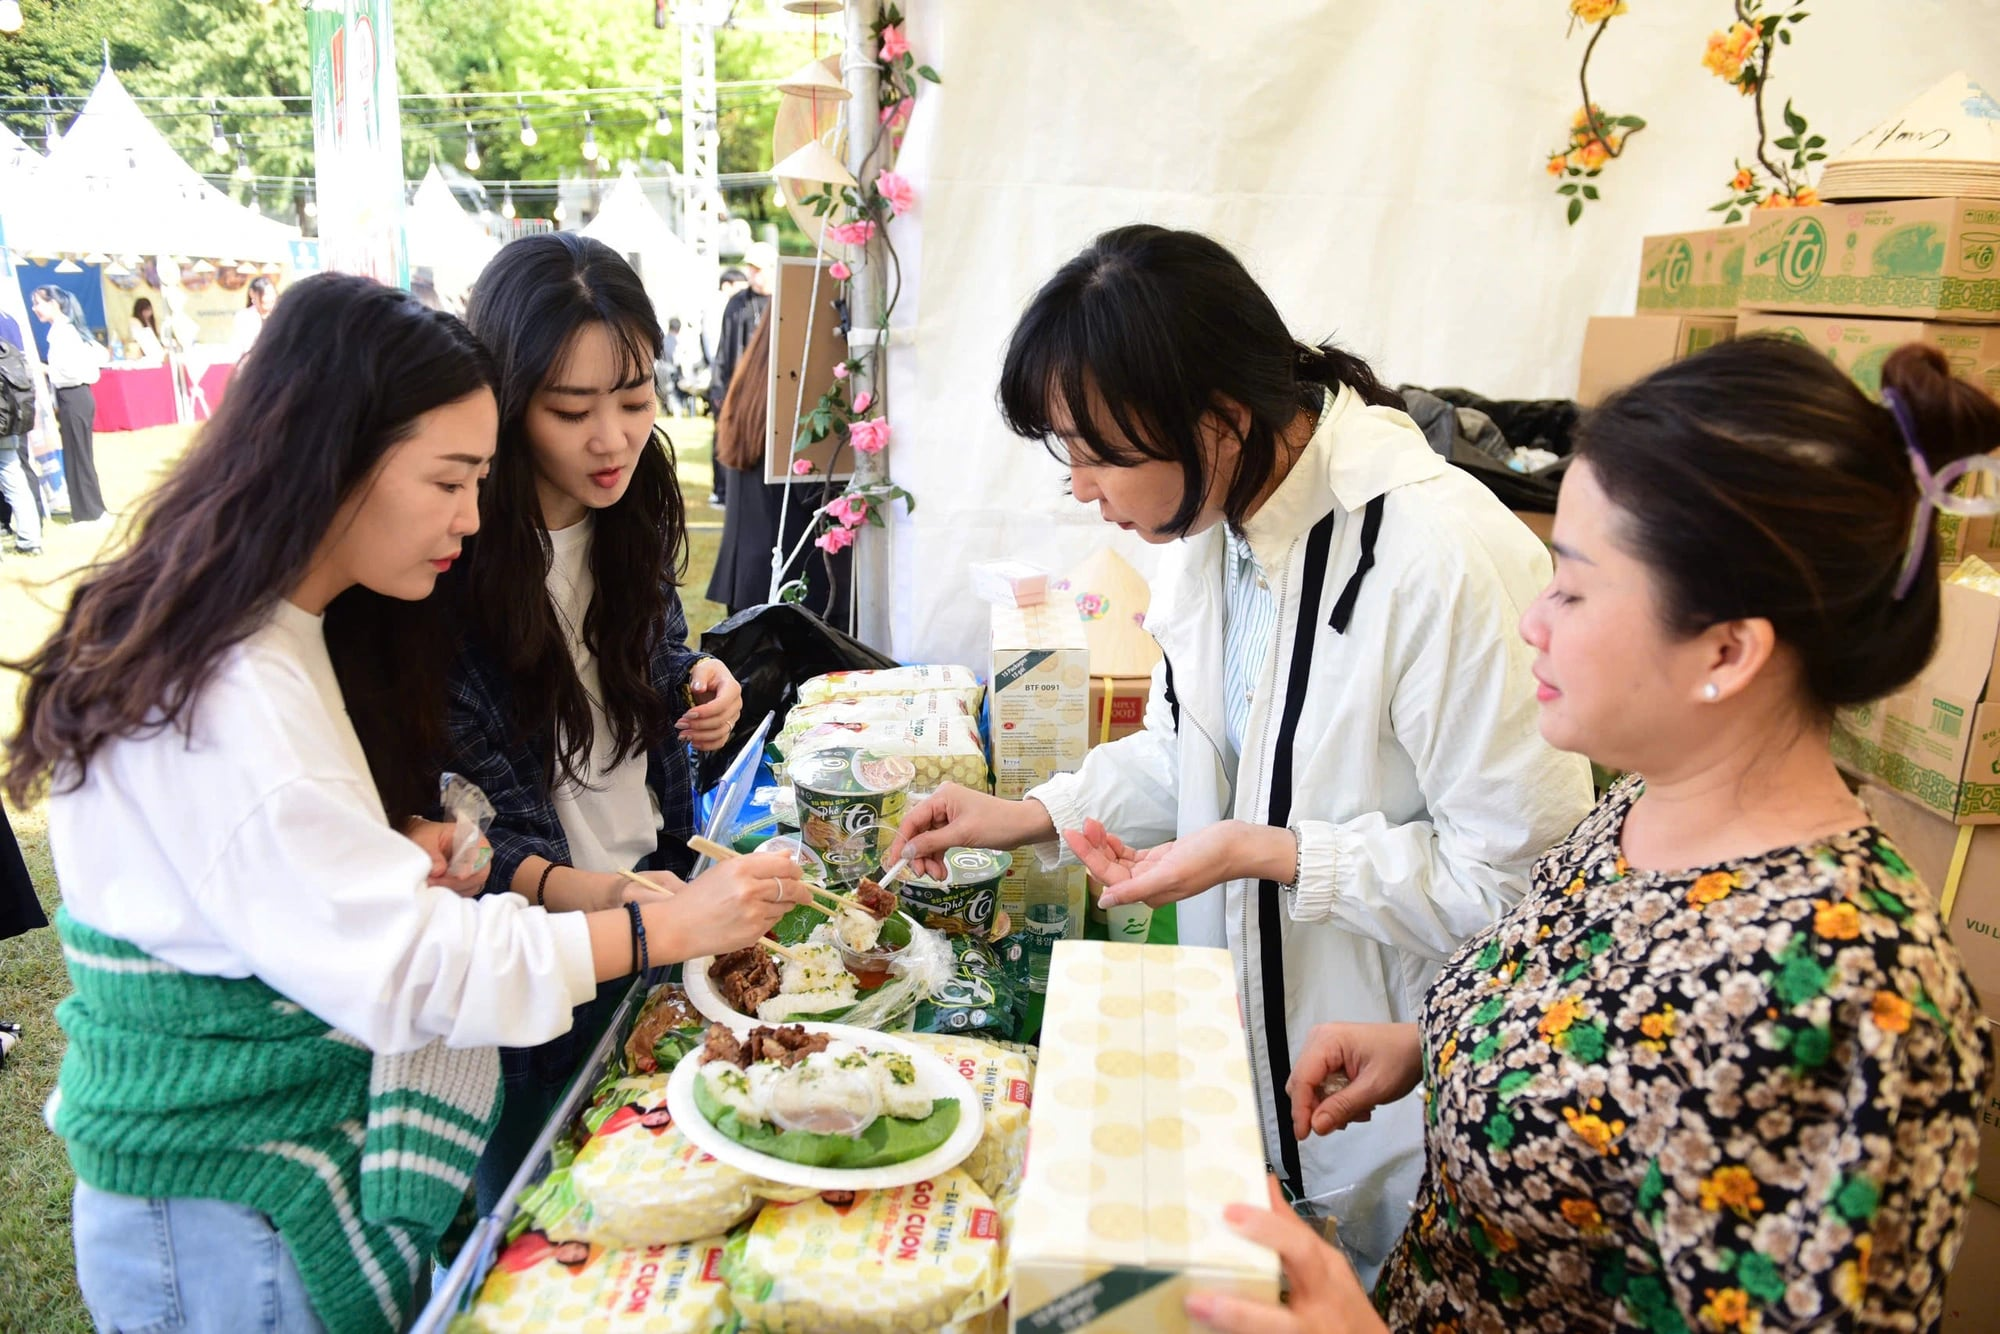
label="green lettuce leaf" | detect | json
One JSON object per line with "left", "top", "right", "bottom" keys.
{"left": 693, "top": 1073, "right": 959, "bottom": 1169}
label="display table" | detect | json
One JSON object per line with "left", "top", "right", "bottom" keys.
{"left": 94, "top": 360, "right": 235, "bottom": 433}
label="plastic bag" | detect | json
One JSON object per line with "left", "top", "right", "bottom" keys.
{"left": 695, "top": 605, "right": 899, "bottom": 790}
{"left": 912, "top": 934, "right": 1023, "bottom": 1040}
{"left": 440, "top": 773, "right": 496, "bottom": 878}
{"left": 457, "top": 1233, "right": 737, "bottom": 1333}
{"left": 830, "top": 918, "right": 953, "bottom": 1031}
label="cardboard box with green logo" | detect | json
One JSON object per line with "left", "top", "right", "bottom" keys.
{"left": 1576, "top": 314, "right": 1736, "bottom": 406}
{"left": 1833, "top": 576, "right": 2000, "bottom": 824}
{"left": 1635, "top": 225, "right": 1746, "bottom": 317}
{"left": 1741, "top": 197, "right": 2000, "bottom": 322}
{"left": 1735, "top": 311, "right": 2000, "bottom": 397}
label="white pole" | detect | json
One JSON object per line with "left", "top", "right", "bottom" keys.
{"left": 843, "top": 0, "right": 888, "bottom": 648}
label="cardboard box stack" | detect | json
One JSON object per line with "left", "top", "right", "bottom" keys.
{"left": 988, "top": 599, "right": 1090, "bottom": 939}
{"left": 1061, "top": 548, "right": 1162, "bottom": 751}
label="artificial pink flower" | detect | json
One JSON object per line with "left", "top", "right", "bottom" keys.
{"left": 792, "top": 458, "right": 816, "bottom": 475}
{"left": 826, "top": 494, "right": 869, "bottom": 528}
{"left": 826, "top": 220, "right": 878, "bottom": 248}
{"left": 832, "top": 362, "right": 851, "bottom": 380}
{"left": 852, "top": 390, "right": 873, "bottom": 413}
{"left": 879, "top": 98, "right": 912, "bottom": 131}
{"left": 829, "top": 259, "right": 852, "bottom": 281}
{"left": 879, "top": 23, "right": 909, "bottom": 62}
{"left": 875, "top": 171, "right": 915, "bottom": 216}
{"left": 816, "top": 524, "right": 856, "bottom": 554}
{"left": 847, "top": 416, "right": 891, "bottom": 454}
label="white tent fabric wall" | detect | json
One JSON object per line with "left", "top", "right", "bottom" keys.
{"left": 584, "top": 173, "right": 709, "bottom": 332}
{"left": 880, "top": 0, "right": 2000, "bottom": 668}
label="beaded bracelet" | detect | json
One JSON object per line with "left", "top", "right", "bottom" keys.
{"left": 624, "top": 900, "right": 649, "bottom": 976}
{"left": 536, "top": 861, "right": 561, "bottom": 908}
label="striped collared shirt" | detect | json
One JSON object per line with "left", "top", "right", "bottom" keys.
{"left": 1223, "top": 526, "right": 1278, "bottom": 768}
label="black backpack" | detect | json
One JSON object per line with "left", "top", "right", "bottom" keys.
{"left": 0, "top": 341, "right": 35, "bottom": 438}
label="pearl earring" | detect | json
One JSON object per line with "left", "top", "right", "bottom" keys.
{"left": 1702, "top": 683, "right": 1720, "bottom": 702}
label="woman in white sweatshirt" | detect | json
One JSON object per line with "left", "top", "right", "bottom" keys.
{"left": 5, "top": 273, "right": 811, "bottom": 1334}
{"left": 31, "top": 285, "right": 108, "bottom": 523}
{"left": 892, "top": 226, "right": 1595, "bottom": 1280}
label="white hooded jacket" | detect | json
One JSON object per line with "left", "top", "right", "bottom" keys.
{"left": 1029, "top": 384, "right": 1594, "bottom": 1274}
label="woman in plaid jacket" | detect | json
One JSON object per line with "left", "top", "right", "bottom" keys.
{"left": 444, "top": 234, "right": 758, "bottom": 1209}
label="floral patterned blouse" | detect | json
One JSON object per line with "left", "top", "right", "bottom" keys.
{"left": 1375, "top": 777, "right": 1987, "bottom": 1332}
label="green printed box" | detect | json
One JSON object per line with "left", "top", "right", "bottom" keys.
{"left": 1735, "top": 311, "right": 2000, "bottom": 399}
{"left": 1635, "top": 226, "right": 1746, "bottom": 317}
{"left": 1834, "top": 581, "right": 2000, "bottom": 823}
{"left": 1741, "top": 198, "right": 2000, "bottom": 323}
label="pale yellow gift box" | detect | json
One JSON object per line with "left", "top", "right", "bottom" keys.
{"left": 1009, "top": 942, "right": 1279, "bottom": 1333}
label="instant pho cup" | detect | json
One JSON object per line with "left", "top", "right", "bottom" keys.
{"left": 790, "top": 747, "right": 916, "bottom": 887}
{"left": 899, "top": 847, "right": 1011, "bottom": 937}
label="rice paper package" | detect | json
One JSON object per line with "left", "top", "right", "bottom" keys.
{"left": 457, "top": 1234, "right": 734, "bottom": 1333}
{"left": 901, "top": 1032, "right": 1035, "bottom": 1201}
{"left": 522, "top": 1075, "right": 813, "bottom": 1248}
{"left": 781, "top": 715, "right": 990, "bottom": 792}
{"left": 796, "top": 666, "right": 985, "bottom": 715}
{"left": 783, "top": 691, "right": 971, "bottom": 739}
{"left": 723, "top": 1169, "right": 1007, "bottom": 1333}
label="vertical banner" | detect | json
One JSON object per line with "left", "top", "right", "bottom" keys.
{"left": 308, "top": 0, "right": 408, "bottom": 287}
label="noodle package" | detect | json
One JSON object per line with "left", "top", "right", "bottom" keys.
{"left": 722, "top": 1169, "right": 1006, "bottom": 1334}
{"left": 458, "top": 1234, "right": 735, "bottom": 1333}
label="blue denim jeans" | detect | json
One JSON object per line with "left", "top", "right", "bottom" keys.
{"left": 72, "top": 1181, "right": 327, "bottom": 1334}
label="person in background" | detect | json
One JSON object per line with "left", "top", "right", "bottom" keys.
{"left": 5, "top": 273, "right": 809, "bottom": 1334}
{"left": 231, "top": 276, "right": 277, "bottom": 359}
{"left": 448, "top": 233, "right": 750, "bottom": 1211}
{"left": 707, "top": 256, "right": 769, "bottom": 505}
{"left": 1190, "top": 338, "right": 1992, "bottom": 1334}
{"left": 0, "top": 329, "right": 43, "bottom": 556}
{"left": 0, "top": 803, "right": 43, "bottom": 1069}
{"left": 655, "top": 316, "right": 692, "bottom": 418}
{"left": 128, "top": 298, "right": 165, "bottom": 363}
{"left": 891, "top": 226, "right": 1594, "bottom": 1283}
{"left": 32, "top": 286, "right": 108, "bottom": 525}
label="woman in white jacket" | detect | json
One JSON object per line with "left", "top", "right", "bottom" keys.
{"left": 32, "top": 286, "right": 109, "bottom": 523}
{"left": 893, "top": 225, "right": 1594, "bottom": 1279}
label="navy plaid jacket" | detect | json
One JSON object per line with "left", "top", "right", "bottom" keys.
{"left": 444, "top": 583, "right": 708, "bottom": 1089}
{"left": 444, "top": 584, "right": 707, "bottom": 902}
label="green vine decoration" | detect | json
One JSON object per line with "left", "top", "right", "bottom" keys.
{"left": 1705, "top": 1, "right": 1826, "bottom": 221}
{"left": 1549, "top": 1, "right": 1645, "bottom": 225}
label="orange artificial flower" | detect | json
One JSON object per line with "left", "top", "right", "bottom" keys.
{"left": 1755, "top": 191, "right": 1796, "bottom": 209}
{"left": 1570, "top": 0, "right": 1628, "bottom": 23}
{"left": 1539, "top": 995, "right": 1585, "bottom": 1040}
{"left": 1871, "top": 990, "right": 1913, "bottom": 1034}
{"left": 1814, "top": 900, "right": 1862, "bottom": 941}
{"left": 1547, "top": 154, "right": 1568, "bottom": 177}
{"left": 1702, "top": 22, "right": 1759, "bottom": 83}
{"left": 1572, "top": 103, "right": 1606, "bottom": 132}
{"left": 1579, "top": 138, "right": 1611, "bottom": 171}
{"left": 1793, "top": 186, "right": 1821, "bottom": 207}
{"left": 1640, "top": 1006, "right": 1678, "bottom": 1042}
{"left": 1699, "top": 1165, "right": 1766, "bottom": 1217}
{"left": 1688, "top": 871, "right": 1738, "bottom": 907}
{"left": 1730, "top": 167, "right": 1756, "bottom": 193}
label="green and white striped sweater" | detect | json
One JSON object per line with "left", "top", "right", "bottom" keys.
{"left": 51, "top": 908, "right": 502, "bottom": 1334}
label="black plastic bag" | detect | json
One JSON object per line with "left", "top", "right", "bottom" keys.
{"left": 695, "top": 603, "right": 898, "bottom": 788}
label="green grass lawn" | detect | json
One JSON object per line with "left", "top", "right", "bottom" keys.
{"left": 0, "top": 413, "right": 725, "bottom": 1333}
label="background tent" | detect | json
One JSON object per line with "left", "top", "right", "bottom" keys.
{"left": 405, "top": 163, "right": 501, "bottom": 310}
{"left": 2, "top": 68, "right": 297, "bottom": 264}
{"left": 874, "top": 0, "right": 2000, "bottom": 667}
{"left": 584, "top": 170, "right": 708, "bottom": 331}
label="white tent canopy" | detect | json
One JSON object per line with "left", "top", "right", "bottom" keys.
{"left": 405, "top": 163, "right": 500, "bottom": 299}
{"left": 584, "top": 170, "right": 708, "bottom": 329}
{"left": 1, "top": 67, "right": 298, "bottom": 262}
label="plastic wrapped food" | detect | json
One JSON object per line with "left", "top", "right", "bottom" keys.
{"left": 519, "top": 1075, "right": 814, "bottom": 1248}
{"left": 781, "top": 691, "right": 972, "bottom": 741}
{"left": 623, "top": 985, "right": 708, "bottom": 1076}
{"left": 902, "top": 1032, "right": 1035, "bottom": 1199}
{"left": 783, "top": 716, "right": 989, "bottom": 792}
{"left": 457, "top": 1234, "right": 735, "bottom": 1333}
{"left": 912, "top": 934, "right": 1023, "bottom": 1041}
{"left": 795, "top": 666, "right": 985, "bottom": 715}
{"left": 722, "top": 1169, "right": 1006, "bottom": 1333}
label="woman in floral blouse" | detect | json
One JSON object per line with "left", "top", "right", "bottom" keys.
{"left": 1184, "top": 338, "right": 1994, "bottom": 1333}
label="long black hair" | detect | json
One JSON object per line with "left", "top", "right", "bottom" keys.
{"left": 33, "top": 286, "right": 94, "bottom": 342}
{"left": 1582, "top": 336, "right": 2000, "bottom": 713}
{"left": 459, "top": 232, "right": 688, "bottom": 789}
{"left": 6, "top": 273, "right": 496, "bottom": 823}
{"left": 997, "top": 225, "right": 1401, "bottom": 537}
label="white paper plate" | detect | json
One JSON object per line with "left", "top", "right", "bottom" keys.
{"left": 665, "top": 1021, "right": 984, "bottom": 1191}
{"left": 682, "top": 912, "right": 923, "bottom": 1028}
